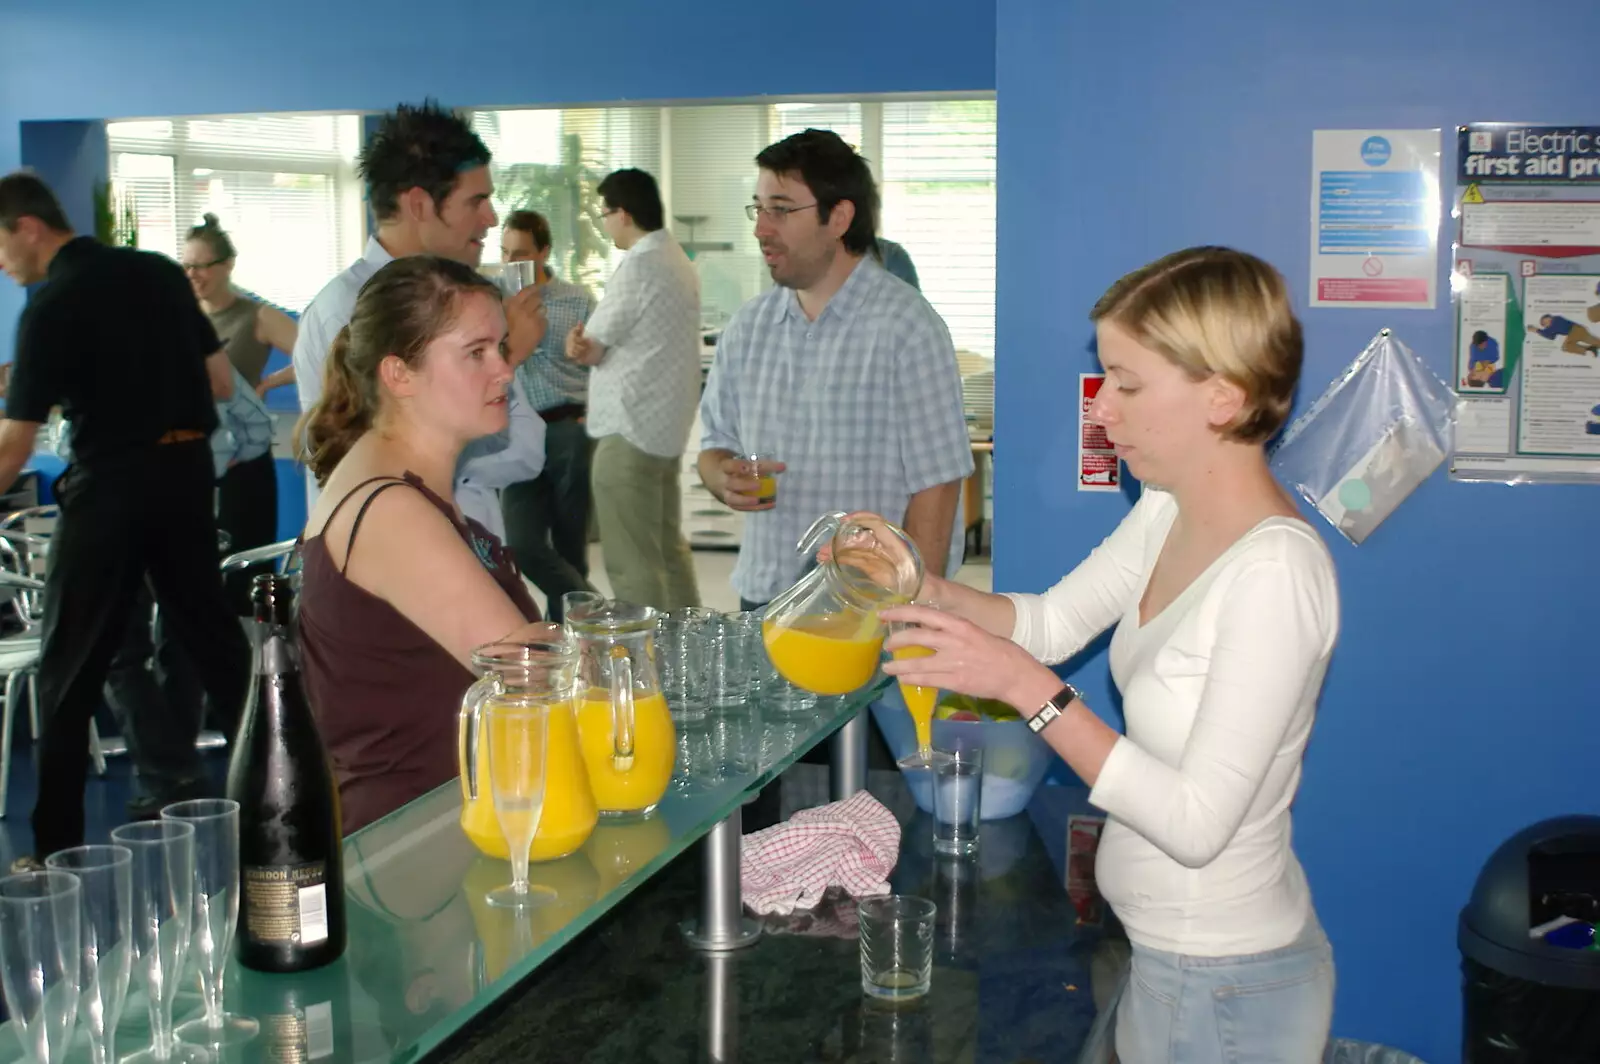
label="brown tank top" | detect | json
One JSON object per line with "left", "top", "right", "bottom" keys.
{"left": 297, "top": 472, "right": 540, "bottom": 834}
{"left": 207, "top": 292, "right": 272, "bottom": 386}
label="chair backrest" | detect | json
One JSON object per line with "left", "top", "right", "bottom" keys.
{"left": 0, "top": 506, "right": 57, "bottom": 629}
{"left": 221, "top": 538, "right": 303, "bottom": 606}
{"left": 220, "top": 538, "right": 300, "bottom": 576}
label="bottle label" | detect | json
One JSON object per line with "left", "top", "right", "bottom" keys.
{"left": 242, "top": 862, "right": 330, "bottom": 946}
{"left": 260, "top": 1001, "right": 333, "bottom": 1063}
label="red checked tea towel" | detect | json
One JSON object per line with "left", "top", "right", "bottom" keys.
{"left": 741, "top": 790, "right": 901, "bottom": 915}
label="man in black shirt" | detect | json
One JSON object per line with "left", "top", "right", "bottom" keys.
{"left": 0, "top": 172, "right": 249, "bottom": 864}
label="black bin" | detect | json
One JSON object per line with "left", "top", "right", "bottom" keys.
{"left": 1459, "top": 815, "right": 1600, "bottom": 1062}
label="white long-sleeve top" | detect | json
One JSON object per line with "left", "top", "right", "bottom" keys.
{"left": 1007, "top": 487, "right": 1338, "bottom": 956}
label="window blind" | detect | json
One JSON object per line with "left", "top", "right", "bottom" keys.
{"left": 880, "top": 100, "right": 997, "bottom": 357}
{"left": 472, "top": 107, "right": 662, "bottom": 296}
{"left": 772, "top": 101, "right": 864, "bottom": 151}
{"left": 665, "top": 104, "right": 771, "bottom": 327}
{"left": 107, "top": 114, "right": 364, "bottom": 313}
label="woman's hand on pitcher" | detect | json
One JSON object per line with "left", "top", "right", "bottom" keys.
{"left": 880, "top": 602, "right": 1047, "bottom": 706}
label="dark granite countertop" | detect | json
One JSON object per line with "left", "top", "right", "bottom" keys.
{"left": 434, "top": 768, "right": 1125, "bottom": 1064}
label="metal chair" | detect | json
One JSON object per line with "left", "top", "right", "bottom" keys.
{"left": 0, "top": 506, "right": 110, "bottom": 817}
{"left": 220, "top": 539, "right": 301, "bottom": 581}
{"left": 0, "top": 566, "right": 44, "bottom": 818}
{"left": 0, "top": 517, "right": 303, "bottom": 812}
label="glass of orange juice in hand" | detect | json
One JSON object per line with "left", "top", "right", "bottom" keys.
{"left": 890, "top": 601, "right": 947, "bottom": 771}
{"left": 744, "top": 454, "right": 779, "bottom": 505}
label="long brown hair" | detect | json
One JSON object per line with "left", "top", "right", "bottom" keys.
{"left": 297, "top": 255, "right": 500, "bottom": 484}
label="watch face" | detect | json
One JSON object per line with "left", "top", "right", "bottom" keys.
{"left": 1029, "top": 703, "right": 1059, "bottom": 733}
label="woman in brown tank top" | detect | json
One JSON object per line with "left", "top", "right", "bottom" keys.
{"left": 296, "top": 256, "right": 547, "bottom": 833}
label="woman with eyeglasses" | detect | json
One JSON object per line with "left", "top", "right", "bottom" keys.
{"left": 183, "top": 213, "right": 298, "bottom": 397}
{"left": 183, "top": 213, "right": 294, "bottom": 609}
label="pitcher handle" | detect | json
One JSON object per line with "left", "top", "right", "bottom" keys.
{"left": 459, "top": 674, "right": 500, "bottom": 801}
{"left": 609, "top": 646, "right": 636, "bottom": 773}
{"left": 794, "top": 511, "right": 848, "bottom": 557}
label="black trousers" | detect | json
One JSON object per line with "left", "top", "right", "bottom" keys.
{"left": 32, "top": 441, "right": 250, "bottom": 857}
{"left": 503, "top": 417, "right": 596, "bottom": 622}
{"left": 103, "top": 583, "right": 207, "bottom": 799}
{"left": 216, "top": 451, "right": 279, "bottom": 615}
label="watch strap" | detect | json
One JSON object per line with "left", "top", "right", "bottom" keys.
{"left": 1027, "top": 682, "right": 1080, "bottom": 734}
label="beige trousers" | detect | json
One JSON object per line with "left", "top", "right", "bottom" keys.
{"left": 590, "top": 434, "right": 701, "bottom": 612}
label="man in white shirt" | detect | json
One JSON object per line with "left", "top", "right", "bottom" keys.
{"left": 566, "top": 169, "right": 702, "bottom": 610}
{"left": 293, "top": 100, "right": 546, "bottom": 539}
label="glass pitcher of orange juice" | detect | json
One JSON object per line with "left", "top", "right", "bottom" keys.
{"left": 459, "top": 635, "right": 598, "bottom": 861}
{"left": 568, "top": 600, "right": 676, "bottom": 820}
{"left": 761, "top": 512, "right": 925, "bottom": 696}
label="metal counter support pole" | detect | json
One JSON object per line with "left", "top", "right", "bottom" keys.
{"left": 704, "top": 951, "right": 737, "bottom": 1062}
{"left": 830, "top": 706, "right": 868, "bottom": 800}
{"left": 682, "top": 807, "right": 761, "bottom": 952}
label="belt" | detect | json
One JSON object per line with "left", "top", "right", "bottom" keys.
{"left": 155, "top": 429, "right": 208, "bottom": 445}
{"left": 538, "top": 403, "right": 586, "bottom": 424}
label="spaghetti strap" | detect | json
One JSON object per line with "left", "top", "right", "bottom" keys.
{"left": 319, "top": 476, "right": 413, "bottom": 576}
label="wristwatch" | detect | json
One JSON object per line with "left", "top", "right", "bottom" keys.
{"left": 1027, "top": 682, "right": 1081, "bottom": 734}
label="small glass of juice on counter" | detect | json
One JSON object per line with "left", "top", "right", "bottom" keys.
{"left": 889, "top": 602, "right": 947, "bottom": 771}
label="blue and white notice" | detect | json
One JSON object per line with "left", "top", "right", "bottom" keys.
{"left": 1310, "top": 129, "right": 1441, "bottom": 309}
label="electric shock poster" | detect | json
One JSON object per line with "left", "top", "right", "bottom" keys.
{"left": 1452, "top": 123, "right": 1600, "bottom": 483}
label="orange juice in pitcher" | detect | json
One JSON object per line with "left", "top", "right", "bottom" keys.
{"left": 761, "top": 512, "right": 924, "bottom": 696}
{"left": 576, "top": 689, "right": 674, "bottom": 818}
{"left": 762, "top": 612, "right": 884, "bottom": 696}
{"left": 459, "top": 637, "right": 597, "bottom": 861}
{"left": 569, "top": 600, "right": 676, "bottom": 820}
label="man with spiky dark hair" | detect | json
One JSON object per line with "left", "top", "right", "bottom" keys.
{"left": 292, "top": 100, "right": 547, "bottom": 534}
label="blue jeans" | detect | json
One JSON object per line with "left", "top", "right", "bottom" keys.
{"left": 1097, "top": 916, "right": 1335, "bottom": 1064}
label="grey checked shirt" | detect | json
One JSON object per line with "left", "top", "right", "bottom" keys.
{"left": 585, "top": 230, "right": 702, "bottom": 458}
{"left": 700, "top": 256, "right": 974, "bottom": 604}
{"left": 517, "top": 273, "right": 593, "bottom": 411}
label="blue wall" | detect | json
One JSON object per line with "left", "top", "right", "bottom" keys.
{"left": 17, "top": 121, "right": 107, "bottom": 237}
{"left": 997, "top": 1, "right": 1597, "bottom": 1059}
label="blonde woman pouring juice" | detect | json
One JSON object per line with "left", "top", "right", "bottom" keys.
{"left": 881, "top": 247, "right": 1339, "bottom": 1063}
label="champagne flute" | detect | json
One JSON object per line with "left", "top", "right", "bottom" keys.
{"left": 161, "top": 799, "right": 259, "bottom": 1048}
{"left": 485, "top": 699, "right": 554, "bottom": 908}
{"left": 890, "top": 601, "right": 947, "bottom": 771}
{"left": 110, "top": 820, "right": 205, "bottom": 1064}
{"left": 0, "top": 871, "right": 81, "bottom": 1064}
{"left": 44, "top": 846, "right": 132, "bottom": 1064}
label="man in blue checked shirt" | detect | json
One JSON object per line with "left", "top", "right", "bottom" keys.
{"left": 498, "top": 210, "right": 599, "bottom": 621}
{"left": 698, "top": 129, "right": 974, "bottom": 613}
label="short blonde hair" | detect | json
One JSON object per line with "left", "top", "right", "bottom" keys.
{"left": 1090, "top": 247, "right": 1303, "bottom": 443}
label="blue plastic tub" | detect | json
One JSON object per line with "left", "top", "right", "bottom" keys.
{"left": 868, "top": 685, "right": 1056, "bottom": 820}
